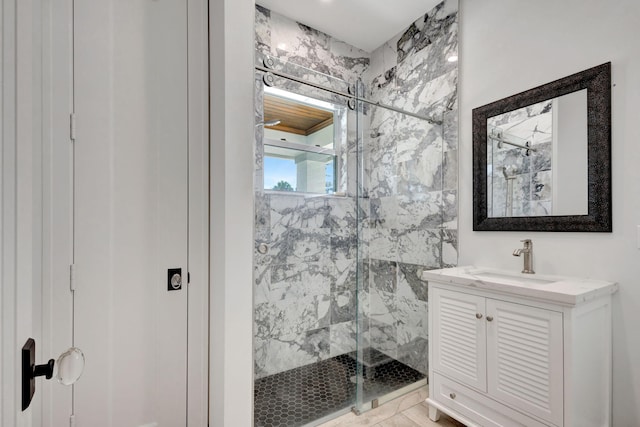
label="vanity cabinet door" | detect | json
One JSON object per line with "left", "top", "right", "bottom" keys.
{"left": 432, "top": 288, "right": 487, "bottom": 392}
{"left": 486, "top": 299, "right": 563, "bottom": 426}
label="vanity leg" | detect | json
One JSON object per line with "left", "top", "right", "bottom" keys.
{"left": 428, "top": 405, "right": 441, "bottom": 421}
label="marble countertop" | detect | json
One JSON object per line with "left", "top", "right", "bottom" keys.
{"left": 421, "top": 265, "right": 618, "bottom": 306}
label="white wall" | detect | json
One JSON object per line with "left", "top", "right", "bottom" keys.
{"left": 459, "top": 1, "right": 640, "bottom": 425}
{"left": 209, "top": 0, "right": 255, "bottom": 425}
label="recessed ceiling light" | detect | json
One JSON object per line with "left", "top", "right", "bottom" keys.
{"left": 277, "top": 43, "right": 287, "bottom": 50}
{"left": 447, "top": 55, "right": 458, "bottom": 62}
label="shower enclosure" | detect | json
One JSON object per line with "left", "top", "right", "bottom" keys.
{"left": 253, "top": 2, "right": 458, "bottom": 426}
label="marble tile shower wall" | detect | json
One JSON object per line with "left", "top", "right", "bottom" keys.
{"left": 364, "top": 0, "right": 458, "bottom": 374}
{"left": 253, "top": 1, "right": 458, "bottom": 379}
{"left": 254, "top": 5, "right": 370, "bottom": 379}
{"left": 255, "top": 5, "right": 370, "bottom": 84}
{"left": 254, "top": 193, "right": 367, "bottom": 378}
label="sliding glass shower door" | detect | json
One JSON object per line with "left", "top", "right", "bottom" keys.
{"left": 252, "top": 55, "right": 437, "bottom": 427}
{"left": 253, "top": 56, "right": 367, "bottom": 427}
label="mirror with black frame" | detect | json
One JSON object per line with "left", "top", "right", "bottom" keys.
{"left": 472, "top": 62, "right": 612, "bottom": 232}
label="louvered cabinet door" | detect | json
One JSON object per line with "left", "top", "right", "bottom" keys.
{"left": 432, "top": 288, "right": 487, "bottom": 391}
{"left": 486, "top": 299, "right": 563, "bottom": 426}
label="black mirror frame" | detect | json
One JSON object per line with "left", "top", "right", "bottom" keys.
{"left": 472, "top": 62, "right": 612, "bottom": 232}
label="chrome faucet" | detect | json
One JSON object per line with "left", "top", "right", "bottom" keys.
{"left": 513, "top": 239, "right": 534, "bottom": 274}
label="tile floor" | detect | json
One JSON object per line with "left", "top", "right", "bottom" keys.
{"left": 317, "top": 388, "right": 466, "bottom": 427}
{"left": 255, "top": 349, "right": 425, "bottom": 427}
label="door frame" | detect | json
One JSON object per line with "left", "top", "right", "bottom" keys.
{"left": 186, "top": 0, "right": 210, "bottom": 424}
{"left": 1, "top": 0, "right": 210, "bottom": 424}
{"left": 1, "top": 0, "right": 21, "bottom": 425}
{"left": 2, "top": 1, "right": 48, "bottom": 426}
{"left": 209, "top": 0, "right": 255, "bottom": 425}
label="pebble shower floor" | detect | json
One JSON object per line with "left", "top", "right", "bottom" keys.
{"left": 254, "top": 348, "right": 425, "bottom": 427}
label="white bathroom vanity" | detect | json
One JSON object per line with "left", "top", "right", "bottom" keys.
{"left": 421, "top": 266, "right": 617, "bottom": 427}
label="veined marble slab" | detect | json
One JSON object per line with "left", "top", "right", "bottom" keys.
{"left": 422, "top": 265, "right": 617, "bottom": 306}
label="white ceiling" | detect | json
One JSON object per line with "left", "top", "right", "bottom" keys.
{"left": 257, "top": 0, "right": 442, "bottom": 52}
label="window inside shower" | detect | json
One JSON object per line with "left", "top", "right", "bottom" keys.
{"left": 262, "top": 86, "right": 341, "bottom": 194}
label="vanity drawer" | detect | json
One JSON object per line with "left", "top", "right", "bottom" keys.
{"left": 432, "top": 373, "right": 552, "bottom": 427}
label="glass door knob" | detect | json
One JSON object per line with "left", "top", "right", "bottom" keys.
{"left": 55, "top": 347, "right": 85, "bottom": 386}
{"left": 22, "top": 339, "right": 86, "bottom": 411}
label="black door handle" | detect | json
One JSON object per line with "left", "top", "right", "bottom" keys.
{"left": 33, "top": 358, "right": 55, "bottom": 380}
{"left": 22, "top": 338, "right": 55, "bottom": 411}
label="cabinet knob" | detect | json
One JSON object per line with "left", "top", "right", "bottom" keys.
{"left": 486, "top": 316, "right": 494, "bottom": 322}
{"left": 449, "top": 392, "right": 456, "bottom": 399}
{"left": 475, "top": 313, "right": 483, "bottom": 319}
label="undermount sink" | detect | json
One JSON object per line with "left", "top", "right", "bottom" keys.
{"left": 420, "top": 265, "right": 618, "bottom": 306}
{"left": 467, "top": 269, "right": 556, "bottom": 286}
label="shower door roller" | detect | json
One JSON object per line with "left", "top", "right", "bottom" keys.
{"left": 22, "top": 338, "right": 85, "bottom": 410}
{"left": 263, "top": 73, "right": 276, "bottom": 87}
{"left": 263, "top": 55, "right": 276, "bottom": 69}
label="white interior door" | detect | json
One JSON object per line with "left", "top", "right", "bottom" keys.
{"left": 73, "top": 0, "right": 189, "bottom": 425}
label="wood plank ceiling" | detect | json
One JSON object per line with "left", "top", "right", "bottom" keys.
{"left": 264, "top": 94, "right": 333, "bottom": 135}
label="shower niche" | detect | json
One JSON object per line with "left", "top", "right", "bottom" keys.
{"left": 252, "top": 1, "right": 459, "bottom": 425}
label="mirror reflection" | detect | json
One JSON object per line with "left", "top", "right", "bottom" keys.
{"left": 486, "top": 89, "right": 588, "bottom": 217}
